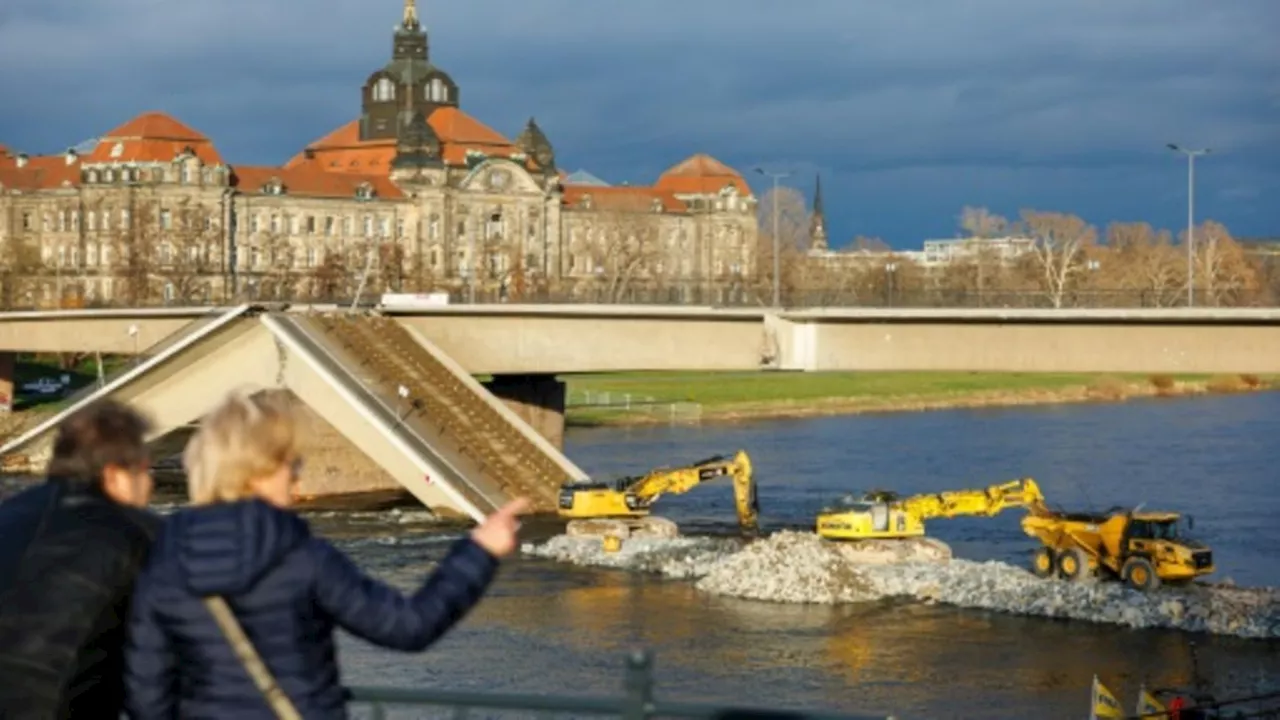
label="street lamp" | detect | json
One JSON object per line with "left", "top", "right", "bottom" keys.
{"left": 1167, "top": 143, "right": 1211, "bottom": 307}
{"left": 753, "top": 167, "right": 790, "bottom": 308}
{"left": 885, "top": 262, "right": 898, "bottom": 307}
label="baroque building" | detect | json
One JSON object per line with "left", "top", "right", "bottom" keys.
{"left": 0, "top": 0, "right": 758, "bottom": 307}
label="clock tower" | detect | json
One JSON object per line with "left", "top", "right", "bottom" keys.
{"left": 359, "top": 0, "right": 462, "bottom": 142}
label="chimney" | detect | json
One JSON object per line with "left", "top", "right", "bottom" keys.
{"left": 16, "top": 153, "right": 28, "bottom": 168}
{"left": 64, "top": 148, "right": 78, "bottom": 165}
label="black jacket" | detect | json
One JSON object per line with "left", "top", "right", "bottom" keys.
{"left": 124, "top": 498, "right": 498, "bottom": 719}
{"left": 0, "top": 478, "right": 159, "bottom": 719}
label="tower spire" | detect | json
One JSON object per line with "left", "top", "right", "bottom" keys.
{"left": 810, "top": 172, "right": 828, "bottom": 250}
{"left": 403, "top": 0, "right": 419, "bottom": 28}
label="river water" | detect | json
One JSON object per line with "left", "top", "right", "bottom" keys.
{"left": 4, "top": 393, "right": 1278, "bottom": 718}
{"left": 328, "top": 392, "right": 1280, "bottom": 719}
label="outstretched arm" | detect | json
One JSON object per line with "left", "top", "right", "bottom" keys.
{"left": 311, "top": 498, "right": 528, "bottom": 652}
{"left": 311, "top": 535, "right": 497, "bottom": 651}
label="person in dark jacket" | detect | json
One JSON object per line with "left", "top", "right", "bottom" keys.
{"left": 0, "top": 400, "right": 158, "bottom": 719}
{"left": 124, "top": 389, "right": 528, "bottom": 719}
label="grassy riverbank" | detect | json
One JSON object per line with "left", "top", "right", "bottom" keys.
{"left": 563, "top": 371, "right": 1278, "bottom": 427}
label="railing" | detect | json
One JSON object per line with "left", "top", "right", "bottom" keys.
{"left": 348, "top": 650, "right": 889, "bottom": 720}
{"left": 568, "top": 390, "right": 703, "bottom": 426}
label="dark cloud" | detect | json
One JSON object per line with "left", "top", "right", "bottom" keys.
{"left": 1, "top": 0, "right": 1276, "bottom": 245}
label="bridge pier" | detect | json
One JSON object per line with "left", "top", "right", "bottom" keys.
{"left": 483, "top": 374, "right": 566, "bottom": 450}
{"left": 0, "top": 352, "right": 13, "bottom": 411}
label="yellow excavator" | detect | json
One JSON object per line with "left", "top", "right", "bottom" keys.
{"left": 557, "top": 450, "right": 759, "bottom": 537}
{"left": 816, "top": 478, "right": 1045, "bottom": 541}
{"left": 816, "top": 477, "right": 1214, "bottom": 592}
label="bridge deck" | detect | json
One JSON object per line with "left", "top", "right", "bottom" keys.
{"left": 305, "top": 314, "right": 568, "bottom": 513}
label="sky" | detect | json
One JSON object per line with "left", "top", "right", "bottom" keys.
{"left": 1, "top": 0, "right": 1276, "bottom": 249}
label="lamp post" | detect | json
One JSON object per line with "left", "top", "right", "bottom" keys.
{"left": 1167, "top": 144, "right": 1211, "bottom": 307}
{"left": 885, "top": 262, "right": 898, "bottom": 307}
{"left": 753, "top": 167, "right": 790, "bottom": 308}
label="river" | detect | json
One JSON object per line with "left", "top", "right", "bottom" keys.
{"left": 329, "top": 392, "right": 1280, "bottom": 719}
{"left": 4, "top": 393, "right": 1278, "bottom": 718}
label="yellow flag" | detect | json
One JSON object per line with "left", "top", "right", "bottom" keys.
{"left": 1135, "top": 685, "right": 1167, "bottom": 716}
{"left": 1091, "top": 675, "right": 1125, "bottom": 720}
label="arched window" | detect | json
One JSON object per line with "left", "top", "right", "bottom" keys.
{"left": 428, "top": 78, "right": 446, "bottom": 102}
{"left": 373, "top": 78, "right": 396, "bottom": 102}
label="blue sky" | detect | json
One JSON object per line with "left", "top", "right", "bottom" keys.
{"left": 1, "top": 0, "right": 1276, "bottom": 248}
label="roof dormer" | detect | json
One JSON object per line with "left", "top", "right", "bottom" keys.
{"left": 355, "top": 181, "right": 377, "bottom": 200}
{"left": 261, "top": 177, "right": 286, "bottom": 195}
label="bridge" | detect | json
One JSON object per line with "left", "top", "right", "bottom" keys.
{"left": 1, "top": 303, "right": 1278, "bottom": 519}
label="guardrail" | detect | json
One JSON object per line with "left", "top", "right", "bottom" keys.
{"left": 568, "top": 391, "right": 703, "bottom": 425}
{"left": 349, "top": 650, "right": 890, "bottom": 719}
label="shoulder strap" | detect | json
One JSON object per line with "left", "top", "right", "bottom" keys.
{"left": 203, "top": 596, "right": 303, "bottom": 720}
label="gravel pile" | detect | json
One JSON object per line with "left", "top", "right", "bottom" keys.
{"left": 522, "top": 531, "right": 1280, "bottom": 639}
{"left": 522, "top": 535, "right": 741, "bottom": 579}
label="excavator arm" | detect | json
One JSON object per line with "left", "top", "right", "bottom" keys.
{"left": 899, "top": 478, "right": 1045, "bottom": 523}
{"left": 816, "top": 477, "right": 1043, "bottom": 541}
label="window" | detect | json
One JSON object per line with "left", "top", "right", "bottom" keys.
{"left": 342, "top": 217, "right": 353, "bottom": 236}
{"left": 70, "top": 248, "right": 79, "bottom": 266}
{"left": 305, "top": 216, "right": 315, "bottom": 234}
{"left": 87, "top": 210, "right": 97, "bottom": 231}
{"left": 71, "top": 210, "right": 80, "bottom": 231}
{"left": 324, "top": 216, "right": 334, "bottom": 236}
{"left": 396, "top": 219, "right": 404, "bottom": 238}
{"left": 379, "top": 217, "right": 390, "bottom": 237}
{"left": 181, "top": 165, "right": 192, "bottom": 184}
{"left": 159, "top": 209, "right": 172, "bottom": 230}
{"left": 363, "top": 215, "right": 374, "bottom": 237}
{"left": 57, "top": 246, "right": 67, "bottom": 266}
{"left": 88, "top": 245, "right": 98, "bottom": 266}
{"left": 430, "top": 247, "right": 440, "bottom": 268}
{"left": 21, "top": 212, "right": 31, "bottom": 231}
{"left": 428, "top": 77, "right": 447, "bottom": 102}
{"left": 121, "top": 209, "right": 130, "bottom": 228}
{"left": 486, "top": 213, "right": 502, "bottom": 238}
{"left": 249, "top": 247, "right": 261, "bottom": 268}
{"left": 373, "top": 77, "right": 396, "bottom": 102}
{"left": 102, "top": 245, "right": 113, "bottom": 266}
{"left": 289, "top": 215, "right": 299, "bottom": 235}
{"left": 270, "top": 214, "right": 280, "bottom": 234}
{"left": 306, "top": 248, "right": 317, "bottom": 267}
{"left": 104, "top": 169, "right": 115, "bottom": 183}
{"left": 159, "top": 243, "right": 172, "bottom": 264}
{"left": 428, "top": 216, "right": 439, "bottom": 240}
{"left": 163, "top": 283, "right": 174, "bottom": 303}
{"left": 250, "top": 215, "right": 260, "bottom": 233}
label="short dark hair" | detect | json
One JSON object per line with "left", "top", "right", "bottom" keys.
{"left": 46, "top": 400, "right": 153, "bottom": 487}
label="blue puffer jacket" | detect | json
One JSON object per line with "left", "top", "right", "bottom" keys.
{"left": 123, "top": 499, "right": 498, "bottom": 719}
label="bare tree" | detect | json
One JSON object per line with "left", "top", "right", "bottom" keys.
{"left": 1105, "top": 222, "right": 1181, "bottom": 307}
{"left": 753, "top": 185, "right": 811, "bottom": 305}
{"left": 0, "top": 218, "right": 44, "bottom": 309}
{"left": 1185, "top": 220, "right": 1259, "bottom": 306}
{"left": 159, "top": 199, "right": 221, "bottom": 303}
{"left": 956, "top": 206, "right": 1010, "bottom": 306}
{"left": 109, "top": 202, "right": 162, "bottom": 306}
{"left": 1018, "top": 210, "right": 1096, "bottom": 308}
{"left": 257, "top": 232, "right": 297, "bottom": 301}
{"left": 585, "top": 197, "right": 662, "bottom": 303}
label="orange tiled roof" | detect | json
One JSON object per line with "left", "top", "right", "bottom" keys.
{"left": 287, "top": 107, "right": 532, "bottom": 174}
{"left": 230, "top": 165, "right": 404, "bottom": 200}
{"left": 0, "top": 154, "right": 82, "bottom": 191}
{"left": 84, "top": 111, "right": 224, "bottom": 166}
{"left": 655, "top": 153, "right": 751, "bottom": 196}
{"left": 561, "top": 184, "right": 686, "bottom": 214}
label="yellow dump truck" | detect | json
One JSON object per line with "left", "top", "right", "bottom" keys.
{"left": 1022, "top": 508, "right": 1214, "bottom": 591}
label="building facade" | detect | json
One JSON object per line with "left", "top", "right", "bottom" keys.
{"left": 0, "top": 0, "right": 758, "bottom": 307}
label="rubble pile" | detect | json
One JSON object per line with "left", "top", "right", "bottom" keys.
{"left": 521, "top": 531, "right": 1280, "bottom": 639}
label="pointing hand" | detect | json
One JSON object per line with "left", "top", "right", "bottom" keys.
{"left": 471, "top": 497, "right": 531, "bottom": 558}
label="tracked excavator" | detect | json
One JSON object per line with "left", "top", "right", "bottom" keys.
{"left": 816, "top": 478, "right": 1046, "bottom": 541}
{"left": 816, "top": 478, "right": 1214, "bottom": 592}
{"left": 557, "top": 450, "right": 759, "bottom": 539}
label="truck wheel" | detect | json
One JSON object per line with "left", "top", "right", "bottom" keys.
{"left": 1056, "top": 548, "right": 1089, "bottom": 582}
{"left": 1121, "top": 557, "right": 1161, "bottom": 592}
{"left": 1031, "top": 548, "right": 1055, "bottom": 578}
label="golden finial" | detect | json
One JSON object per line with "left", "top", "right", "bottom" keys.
{"left": 403, "top": 0, "right": 418, "bottom": 26}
